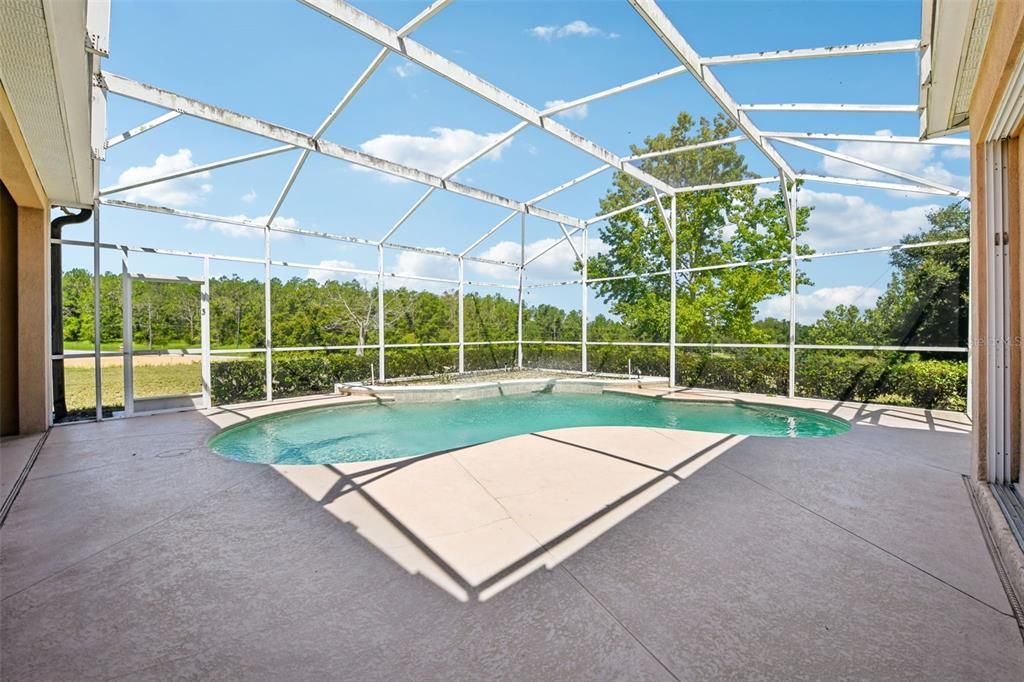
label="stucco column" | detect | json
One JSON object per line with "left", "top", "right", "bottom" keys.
{"left": 17, "top": 206, "right": 49, "bottom": 433}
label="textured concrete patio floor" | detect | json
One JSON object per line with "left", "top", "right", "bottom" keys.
{"left": 1, "top": 392, "right": 1022, "bottom": 680}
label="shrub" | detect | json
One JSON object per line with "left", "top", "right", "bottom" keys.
{"left": 464, "top": 344, "right": 517, "bottom": 372}
{"left": 523, "top": 344, "right": 581, "bottom": 371}
{"left": 384, "top": 347, "right": 458, "bottom": 378}
{"left": 211, "top": 352, "right": 374, "bottom": 404}
{"left": 589, "top": 345, "right": 669, "bottom": 376}
{"left": 889, "top": 359, "right": 967, "bottom": 411}
{"left": 677, "top": 349, "right": 789, "bottom": 395}
{"left": 209, "top": 348, "right": 967, "bottom": 412}
{"left": 794, "top": 351, "right": 966, "bottom": 411}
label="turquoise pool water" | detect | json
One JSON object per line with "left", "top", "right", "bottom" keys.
{"left": 209, "top": 392, "right": 849, "bottom": 465}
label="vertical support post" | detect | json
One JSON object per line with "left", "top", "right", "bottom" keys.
{"left": 458, "top": 256, "right": 465, "bottom": 373}
{"left": 581, "top": 226, "right": 588, "bottom": 373}
{"left": 93, "top": 205, "right": 102, "bottom": 420}
{"left": 201, "top": 256, "right": 211, "bottom": 409}
{"left": 986, "top": 140, "right": 1001, "bottom": 482}
{"left": 788, "top": 236, "right": 797, "bottom": 399}
{"left": 966, "top": 235, "right": 973, "bottom": 419}
{"left": 377, "top": 244, "right": 386, "bottom": 383}
{"left": 984, "top": 139, "right": 1012, "bottom": 483}
{"left": 784, "top": 177, "right": 798, "bottom": 399}
{"left": 121, "top": 248, "right": 133, "bottom": 417}
{"left": 517, "top": 212, "right": 525, "bottom": 369}
{"left": 263, "top": 224, "right": 273, "bottom": 402}
{"left": 669, "top": 194, "right": 677, "bottom": 388}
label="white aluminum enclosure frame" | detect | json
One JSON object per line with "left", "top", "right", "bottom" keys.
{"left": 982, "top": 140, "right": 1015, "bottom": 484}
{"left": 60, "top": 0, "right": 972, "bottom": 424}
{"left": 120, "top": 266, "right": 211, "bottom": 417}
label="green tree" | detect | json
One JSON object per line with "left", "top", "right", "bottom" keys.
{"left": 587, "top": 112, "right": 812, "bottom": 343}
{"left": 869, "top": 203, "right": 970, "bottom": 347}
{"left": 211, "top": 275, "right": 264, "bottom": 349}
{"left": 802, "top": 305, "right": 875, "bottom": 345}
{"left": 804, "top": 203, "right": 970, "bottom": 348}
{"left": 61, "top": 268, "right": 92, "bottom": 342}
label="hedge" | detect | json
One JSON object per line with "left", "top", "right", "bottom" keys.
{"left": 211, "top": 345, "right": 516, "bottom": 404}
{"left": 210, "top": 346, "right": 967, "bottom": 411}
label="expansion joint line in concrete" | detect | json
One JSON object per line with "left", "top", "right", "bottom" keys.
{"left": 0, "top": 466, "right": 271, "bottom": 603}
{"left": 445, "top": 435, "right": 692, "bottom": 680}
{"left": 716, "top": 461, "right": 1016, "bottom": 619}
{"left": 0, "top": 430, "right": 50, "bottom": 528}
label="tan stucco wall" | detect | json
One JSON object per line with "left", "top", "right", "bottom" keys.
{"left": 969, "top": 0, "right": 1024, "bottom": 481}
{"left": 1, "top": 182, "right": 18, "bottom": 435}
{"left": 15, "top": 207, "right": 49, "bottom": 433}
{"left": 1, "top": 82, "right": 51, "bottom": 434}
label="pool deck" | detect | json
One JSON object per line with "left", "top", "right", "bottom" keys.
{"left": 2, "top": 389, "right": 1022, "bottom": 679}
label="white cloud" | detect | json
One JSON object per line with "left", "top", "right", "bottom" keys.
{"left": 759, "top": 285, "right": 883, "bottom": 323}
{"left": 797, "top": 187, "right": 939, "bottom": 250}
{"left": 392, "top": 248, "right": 457, "bottom": 291}
{"left": 357, "top": 127, "right": 512, "bottom": 182}
{"left": 544, "top": 99, "right": 589, "bottom": 120}
{"left": 393, "top": 62, "right": 419, "bottom": 78}
{"left": 306, "top": 250, "right": 458, "bottom": 292}
{"left": 241, "top": 188, "right": 257, "bottom": 203}
{"left": 819, "top": 129, "right": 968, "bottom": 191}
{"left": 183, "top": 214, "right": 296, "bottom": 240}
{"left": 941, "top": 145, "right": 971, "bottom": 160}
{"left": 116, "top": 149, "right": 212, "bottom": 206}
{"left": 305, "top": 259, "right": 375, "bottom": 286}
{"left": 527, "top": 20, "right": 618, "bottom": 40}
{"left": 470, "top": 236, "right": 607, "bottom": 281}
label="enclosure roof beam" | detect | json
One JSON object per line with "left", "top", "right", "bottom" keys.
{"left": 773, "top": 136, "right": 967, "bottom": 196}
{"left": 382, "top": 59, "right": 741, "bottom": 244}
{"left": 587, "top": 196, "right": 656, "bottom": 225}
{"left": 627, "top": 0, "right": 794, "bottom": 179}
{"left": 523, "top": 226, "right": 584, "bottom": 267}
{"left": 675, "top": 176, "right": 781, "bottom": 194}
{"left": 738, "top": 103, "right": 918, "bottom": 113}
{"left": 762, "top": 131, "right": 969, "bottom": 146}
{"left": 701, "top": 39, "right": 919, "bottom": 66}
{"left": 625, "top": 135, "right": 746, "bottom": 161}
{"left": 652, "top": 189, "right": 674, "bottom": 240}
{"left": 383, "top": 60, "right": 710, "bottom": 243}
{"left": 459, "top": 211, "right": 518, "bottom": 258}
{"left": 584, "top": 175, "right": 779, "bottom": 224}
{"left": 529, "top": 164, "right": 611, "bottom": 205}
{"left": 105, "top": 111, "right": 181, "bottom": 149}
{"left": 795, "top": 173, "right": 969, "bottom": 197}
{"left": 99, "top": 72, "right": 586, "bottom": 228}
{"left": 458, "top": 162, "right": 613, "bottom": 258}
{"left": 380, "top": 76, "right": 656, "bottom": 244}
{"left": 549, "top": 64, "right": 688, "bottom": 111}
{"left": 99, "top": 145, "right": 294, "bottom": 196}
{"left": 297, "top": 0, "right": 676, "bottom": 195}
{"left": 97, "top": 198, "right": 519, "bottom": 268}
{"left": 270, "top": 0, "right": 453, "bottom": 228}
{"left": 378, "top": 120, "right": 528, "bottom": 243}
{"left": 557, "top": 222, "right": 584, "bottom": 266}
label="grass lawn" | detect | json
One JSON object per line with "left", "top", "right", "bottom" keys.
{"left": 62, "top": 341, "right": 258, "bottom": 352}
{"left": 64, "top": 363, "right": 201, "bottom": 412}
{"left": 62, "top": 341, "right": 123, "bottom": 352}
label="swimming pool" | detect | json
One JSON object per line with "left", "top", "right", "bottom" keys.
{"left": 209, "top": 392, "right": 849, "bottom": 465}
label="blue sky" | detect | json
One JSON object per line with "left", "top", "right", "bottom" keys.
{"left": 72, "top": 0, "right": 969, "bottom": 327}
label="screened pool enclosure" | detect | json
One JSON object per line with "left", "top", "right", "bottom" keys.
{"left": 55, "top": 0, "right": 971, "bottom": 421}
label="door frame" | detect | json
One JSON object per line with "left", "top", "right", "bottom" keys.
{"left": 121, "top": 254, "right": 211, "bottom": 416}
